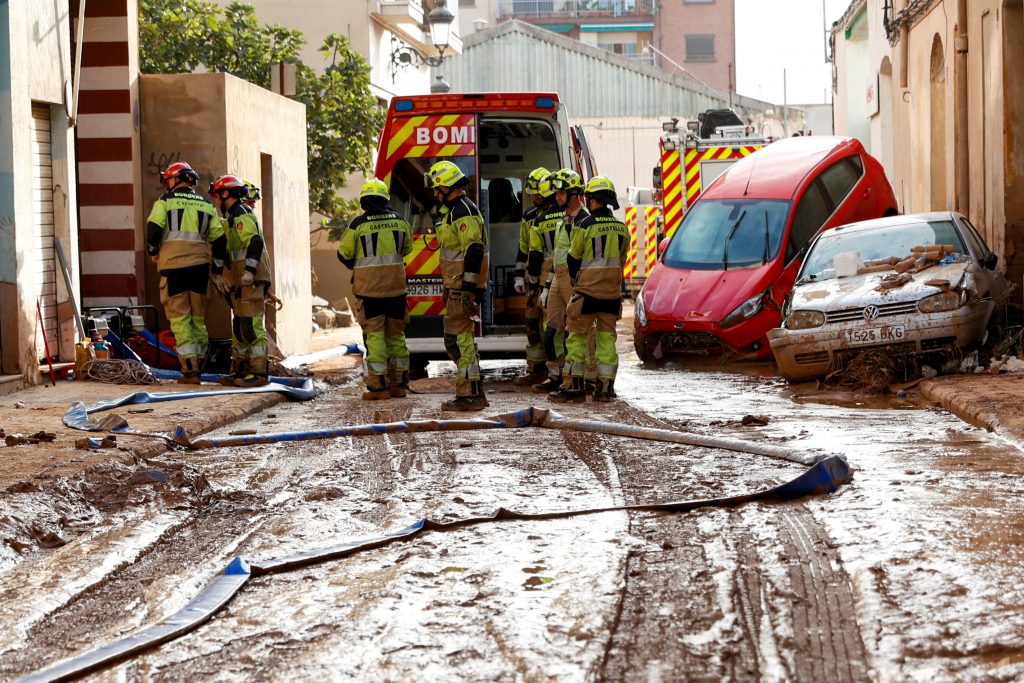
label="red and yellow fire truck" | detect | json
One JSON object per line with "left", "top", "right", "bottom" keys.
{"left": 625, "top": 110, "right": 767, "bottom": 287}
{"left": 374, "top": 93, "right": 597, "bottom": 367}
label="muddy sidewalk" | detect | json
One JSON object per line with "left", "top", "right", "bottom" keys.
{"left": 920, "top": 373, "right": 1024, "bottom": 446}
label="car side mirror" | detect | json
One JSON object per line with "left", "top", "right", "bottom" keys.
{"left": 983, "top": 252, "right": 999, "bottom": 270}
{"left": 658, "top": 237, "right": 670, "bottom": 257}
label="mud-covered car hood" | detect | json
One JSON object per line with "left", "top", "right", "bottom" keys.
{"left": 643, "top": 263, "right": 775, "bottom": 322}
{"left": 790, "top": 262, "right": 979, "bottom": 310}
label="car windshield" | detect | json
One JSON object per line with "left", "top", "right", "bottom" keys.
{"left": 798, "top": 219, "right": 968, "bottom": 282}
{"left": 661, "top": 199, "right": 791, "bottom": 270}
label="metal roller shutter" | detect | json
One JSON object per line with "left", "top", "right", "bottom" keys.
{"left": 31, "top": 105, "right": 59, "bottom": 362}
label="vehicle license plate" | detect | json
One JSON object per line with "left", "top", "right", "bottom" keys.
{"left": 408, "top": 281, "right": 443, "bottom": 297}
{"left": 843, "top": 325, "right": 905, "bottom": 345}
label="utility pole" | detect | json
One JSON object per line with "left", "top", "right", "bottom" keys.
{"left": 782, "top": 69, "right": 789, "bottom": 138}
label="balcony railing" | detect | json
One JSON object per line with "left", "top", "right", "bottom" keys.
{"left": 496, "top": 0, "right": 655, "bottom": 20}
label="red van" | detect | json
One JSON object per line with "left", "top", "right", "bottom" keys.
{"left": 633, "top": 136, "right": 898, "bottom": 361}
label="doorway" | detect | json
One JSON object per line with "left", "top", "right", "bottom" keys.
{"left": 1002, "top": 0, "right": 1024, "bottom": 283}
{"left": 260, "top": 153, "right": 277, "bottom": 348}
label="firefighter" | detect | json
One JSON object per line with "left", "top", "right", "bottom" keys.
{"left": 208, "top": 174, "right": 273, "bottom": 388}
{"left": 526, "top": 173, "right": 566, "bottom": 392}
{"left": 145, "top": 161, "right": 222, "bottom": 384}
{"left": 547, "top": 168, "right": 599, "bottom": 393}
{"left": 426, "top": 160, "right": 489, "bottom": 411}
{"left": 243, "top": 180, "right": 261, "bottom": 208}
{"left": 550, "top": 175, "right": 629, "bottom": 403}
{"left": 337, "top": 178, "right": 414, "bottom": 400}
{"left": 512, "top": 166, "right": 550, "bottom": 386}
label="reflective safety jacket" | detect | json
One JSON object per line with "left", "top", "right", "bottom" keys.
{"left": 225, "top": 202, "right": 272, "bottom": 285}
{"left": 514, "top": 205, "right": 542, "bottom": 280}
{"left": 567, "top": 207, "right": 629, "bottom": 299}
{"left": 553, "top": 206, "right": 589, "bottom": 279}
{"left": 337, "top": 208, "right": 414, "bottom": 298}
{"left": 438, "top": 194, "right": 487, "bottom": 291}
{"left": 526, "top": 208, "right": 566, "bottom": 287}
{"left": 145, "top": 188, "right": 222, "bottom": 272}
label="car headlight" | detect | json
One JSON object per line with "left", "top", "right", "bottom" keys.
{"left": 918, "top": 289, "right": 965, "bottom": 313}
{"left": 720, "top": 292, "right": 765, "bottom": 328}
{"left": 635, "top": 291, "right": 648, "bottom": 327}
{"left": 784, "top": 310, "right": 826, "bottom": 330}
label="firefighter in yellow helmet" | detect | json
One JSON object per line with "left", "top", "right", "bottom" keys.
{"left": 242, "top": 180, "right": 261, "bottom": 208}
{"left": 426, "top": 160, "right": 489, "bottom": 411}
{"left": 337, "top": 178, "right": 414, "bottom": 400}
{"left": 208, "top": 174, "right": 273, "bottom": 387}
{"left": 550, "top": 175, "right": 629, "bottom": 402}
{"left": 526, "top": 172, "right": 566, "bottom": 392}
{"left": 548, "top": 168, "right": 599, "bottom": 394}
{"left": 512, "top": 166, "right": 550, "bottom": 386}
{"left": 145, "top": 161, "right": 223, "bottom": 384}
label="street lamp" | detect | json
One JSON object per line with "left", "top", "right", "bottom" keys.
{"left": 389, "top": 0, "right": 455, "bottom": 79}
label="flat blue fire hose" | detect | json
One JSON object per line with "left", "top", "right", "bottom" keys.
{"left": 19, "top": 409, "right": 852, "bottom": 682}
{"left": 62, "top": 376, "right": 315, "bottom": 432}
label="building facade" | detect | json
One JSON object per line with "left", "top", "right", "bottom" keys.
{"left": 442, "top": 20, "right": 792, "bottom": 207}
{"left": 1, "top": 0, "right": 314, "bottom": 390}
{"left": 831, "top": 0, "right": 1024, "bottom": 285}
{"left": 0, "top": 0, "right": 79, "bottom": 387}
{"left": 459, "top": 0, "right": 736, "bottom": 92}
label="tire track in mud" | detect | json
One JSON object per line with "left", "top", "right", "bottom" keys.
{"left": 596, "top": 402, "right": 868, "bottom": 682}
{"left": 780, "top": 508, "right": 869, "bottom": 682}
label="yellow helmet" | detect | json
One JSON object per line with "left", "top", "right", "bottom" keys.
{"left": 524, "top": 167, "right": 550, "bottom": 195}
{"left": 425, "top": 160, "right": 466, "bottom": 189}
{"left": 584, "top": 174, "right": 619, "bottom": 209}
{"left": 359, "top": 177, "right": 389, "bottom": 201}
{"left": 537, "top": 172, "right": 557, "bottom": 198}
{"left": 243, "top": 180, "right": 261, "bottom": 203}
{"left": 551, "top": 168, "right": 583, "bottom": 192}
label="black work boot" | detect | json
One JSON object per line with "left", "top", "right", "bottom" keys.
{"left": 549, "top": 375, "right": 586, "bottom": 403}
{"left": 363, "top": 373, "right": 390, "bottom": 401}
{"left": 532, "top": 376, "right": 562, "bottom": 393}
{"left": 441, "top": 395, "right": 488, "bottom": 411}
{"left": 594, "top": 379, "right": 617, "bottom": 402}
{"left": 220, "top": 358, "right": 246, "bottom": 386}
{"left": 388, "top": 369, "right": 410, "bottom": 398}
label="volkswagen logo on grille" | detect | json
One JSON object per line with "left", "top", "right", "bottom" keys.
{"left": 862, "top": 305, "right": 880, "bottom": 320}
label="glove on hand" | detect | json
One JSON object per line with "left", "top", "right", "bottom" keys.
{"left": 539, "top": 287, "right": 550, "bottom": 308}
{"left": 240, "top": 271, "right": 255, "bottom": 287}
{"left": 210, "top": 273, "right": 229, "bottom": 295}
{"left": 513, "top": 276, "right": 526, "bottom": 294}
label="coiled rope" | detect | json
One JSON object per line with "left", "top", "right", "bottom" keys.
{"left": 81, "top": 359, "right": 160, "bottom": 385}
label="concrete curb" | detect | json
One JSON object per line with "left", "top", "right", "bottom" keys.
{"left": 918, "top": 379, "right": 999, "bottom": 433}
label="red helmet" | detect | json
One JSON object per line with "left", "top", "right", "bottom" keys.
{"left": 208, "top": 174, "right": 247, "bottom": 198}
{"left": 161, "top": 161, "right": 199, "bottom": 188}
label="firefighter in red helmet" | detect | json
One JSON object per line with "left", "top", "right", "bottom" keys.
{"left": 145, "top": 161, "right": 223, "bottom": 383}
{"left": 209, "top": 174, "right": 273, "bottom": 387}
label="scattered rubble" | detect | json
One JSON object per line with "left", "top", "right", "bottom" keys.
{"left": 4, "top": 431, "right": 57, "bottom": 447}
{"left": 311, "top": 296, "right": 354, "bottom": 331}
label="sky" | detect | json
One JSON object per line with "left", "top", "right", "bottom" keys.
{"left": 734, "top": 0, "right": 853, "bottom": 105}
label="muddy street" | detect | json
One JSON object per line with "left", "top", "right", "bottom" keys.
{"left": 3, "top": 333, "right": 1024, "bottom": 682}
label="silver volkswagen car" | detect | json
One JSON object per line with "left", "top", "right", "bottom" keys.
{"left": 768, "top": 212, "right": 1008, "bottom": 382}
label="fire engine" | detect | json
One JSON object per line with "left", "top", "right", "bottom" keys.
{"left": 622, "top": 186, "right": 661, "bottom": 292}
{"left": 373, "top": 93, "right": 597, "bottom": 370}
{"left": 658, "top": 109, "right": 767, "bottom": 240}
{"left": 621, "top": 110, "right": 768, "bottom": 288}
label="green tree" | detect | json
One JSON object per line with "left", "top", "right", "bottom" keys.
{"left": 139, "top": 0, "right": 383, "bottom": 237}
